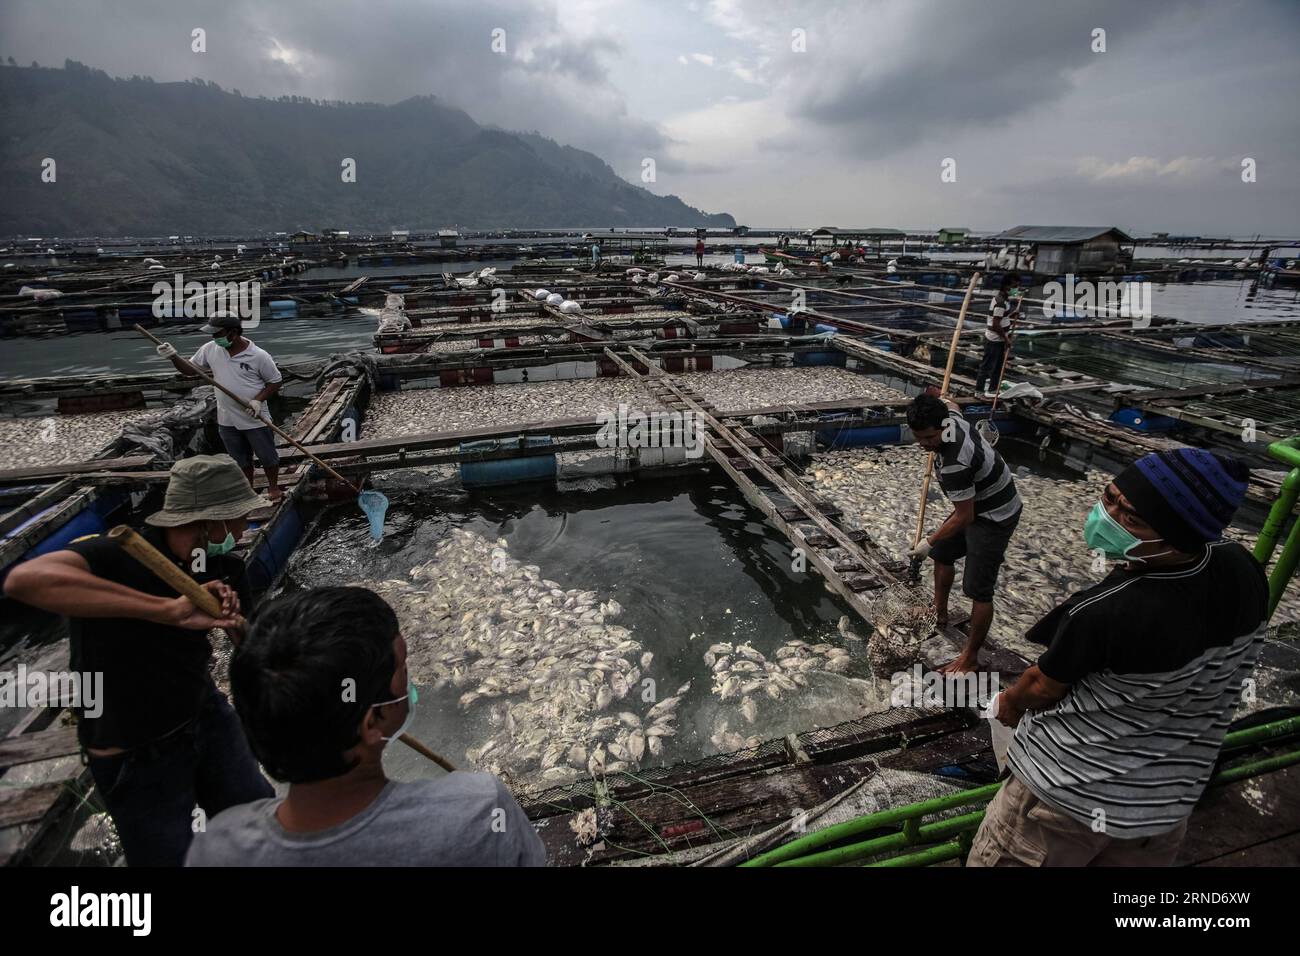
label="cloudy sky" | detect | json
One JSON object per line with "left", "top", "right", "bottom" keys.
{"left": 3, "top": 0, "right": 1297, "bottom": 235}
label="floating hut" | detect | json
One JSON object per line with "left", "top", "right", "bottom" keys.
{"left": 993, "top": 225, "right": 1136, "bottom": 276}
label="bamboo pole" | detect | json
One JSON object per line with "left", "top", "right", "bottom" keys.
{"left": 912, "top": 272, "right": 982, "bottom": 551}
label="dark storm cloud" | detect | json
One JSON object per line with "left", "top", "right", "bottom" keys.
{"left": 775, "top": 0, "right": 1189, "bottom": 155}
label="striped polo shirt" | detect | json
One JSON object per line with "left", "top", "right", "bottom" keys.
{"left": 936, "top": 412, "right": 1022, "bottom": 524}
{"left": 986, "top": 294, "right": 1009, "bottom": 342}
{"left": 1008, "top": 540, "right": 1269, "bottom": 838}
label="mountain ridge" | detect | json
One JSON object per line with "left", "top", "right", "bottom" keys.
{"left": 0, "top": 61, "right": 735, "bottom": 236}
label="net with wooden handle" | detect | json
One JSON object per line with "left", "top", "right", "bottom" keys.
{"left": 912, "top": 271, "right": 982, "bottom": 549}
{"left": 132, "top": 324, "right": 359, "bottom": 492}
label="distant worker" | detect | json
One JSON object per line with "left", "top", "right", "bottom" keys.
{"left": 186, "top": 586, "right": 548, "bottom": 866}
{"left": 3, "top": 455, "right": 274, "bottom": 866}
{"left": 591, "top": 241, "right": 602, "bottom": 267}
{"left": 975, "top": 274, "right": 1018, "bottom": 398}
{"left": 695, "top": 238, "right": 706, "bottom": 268}
{"left": 157, "top": 313, "right": 284, "bottom": 502}
{"left": 970, "top": 450, "right": 1266, "bottom": 866}
{"left": 906, "top": 393, "right": 1022, "bottom": 673}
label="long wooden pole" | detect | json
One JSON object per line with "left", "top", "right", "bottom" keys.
{"left": 912, "top": 272, "right": 982, "bottom": 550}
{"left": 133, "top": 324, "right": 361, "bottom": 494}
{"left": 107, "top": 524, "right": 454, "bottom": 772}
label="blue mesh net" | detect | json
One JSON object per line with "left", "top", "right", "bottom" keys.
{"left": 358, "top": 489, "right": 389, "bottom": 540}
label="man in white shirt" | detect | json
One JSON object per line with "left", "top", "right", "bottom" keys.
{"left": 158, "top": 313, "right": 284, "bottom": 501}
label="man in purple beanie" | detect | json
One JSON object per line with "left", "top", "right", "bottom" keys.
{"left": 968, "top": 448, "right": 1268, "bottom": 866}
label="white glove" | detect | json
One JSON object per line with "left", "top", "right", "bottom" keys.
{"left": 908, "top": 538, "right": 932, "bottom": 560}
{"left": 245, "top": 399, "right": 263, "bottom": 419}
{"left": 156, "top": 342, "right": 178, "bottom": 359}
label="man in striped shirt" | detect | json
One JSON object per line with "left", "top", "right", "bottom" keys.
{"left": 975, "top": 274, "right": 1018, "bottom": 397}
{"left": 968, "top": 449, "right": 1268, "bottom": 866}
{"left": 906, "top": 394, "right": 1022, "bottom": 673}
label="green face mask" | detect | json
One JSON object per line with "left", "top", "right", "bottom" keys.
{"left": 376, "top": 682, "right": 418, "bottom": 745}
{"left": 1083, "top": 501, "right": 1168, "bottom": 563}
{"left": 214, "top": 336, "right": 233, "bottom": 349}
{"left": 206, "top": 522, "right": 235, "bottom": 556}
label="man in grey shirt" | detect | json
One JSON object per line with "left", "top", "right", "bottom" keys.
{"left": 185, "top": 587, "right": 546, "bottom": 866}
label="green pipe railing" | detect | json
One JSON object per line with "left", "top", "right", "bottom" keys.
{"left": 1253, "top": 436, "right": 1300, "bottom": 619}
{"left": 742, "top": 715, "right": 1300, "bottom": 868}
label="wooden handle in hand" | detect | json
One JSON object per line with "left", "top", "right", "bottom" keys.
{"left": 107, "top": 525, "right": 223, "bottom": 617}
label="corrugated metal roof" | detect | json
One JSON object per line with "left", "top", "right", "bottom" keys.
{"left": 994, "top": 225, "right": 1134, "bottom": 244}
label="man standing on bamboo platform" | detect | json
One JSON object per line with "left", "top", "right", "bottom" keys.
{"left": 968, "top": 449, "right": 1266, "bottom": 866}
{"left": 975, "top": 274, "right": 1018, "bottom": 398}
{"left": 3, "top": 456, "right": 274, "bottom": 866}
{"left": 906, "top": 393, "right": 1022, "bottom": 674}
{"left": 157, "top": 312, "right": 284, "bottom": 502}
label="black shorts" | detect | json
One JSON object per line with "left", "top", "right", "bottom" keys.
{"left": 929, "top": 510, "right": 1020, "bottom": 602}
{"left": 218, "top": 424, "right": 280, "bottom": 470}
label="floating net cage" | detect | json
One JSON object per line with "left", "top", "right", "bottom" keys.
{"left": 1170, "top": 388, "right": 1300, "bottom": 438}
{"left": 1014, "top": 337, "right": 1284, "bottom": 390}
{"left": 515, "top": 704, "right": 984, "bottom": 818}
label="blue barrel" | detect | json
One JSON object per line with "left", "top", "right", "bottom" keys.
{"left": 0, "top": 494, "right": 122, "bottom": 588}
{"left": 460, "top": 437, "right": 556, "bottom": 487}
{"left": 63, "top": 308, "right": 101, "bottom": 331}
{"left": 816, "top": 424, "right": 902, "bottom": 448}
{"left": 246, "top": 504, "right": 303, "bottom": 596}
{"left": 1110, "top": 407, "right": 1178, "bottom": 432}
{"left": 268, "top": 300, "right": 298, "bottom": 315}
{"left": 794, "top": 349, "right": 846, "bottom": 367}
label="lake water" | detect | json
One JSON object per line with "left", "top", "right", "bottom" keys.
{"left": 276, "top": 472, "right": 871, "bottom": 785}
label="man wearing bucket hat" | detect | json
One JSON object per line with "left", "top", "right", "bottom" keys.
{"left": 3, "top": 455, "right": 275, "bottom": 866}
{"left": 968, "top": 448, "right": 1269, "bottom": 866}
{"left": 157, "top": 312, "right": 284, "bottom": 502}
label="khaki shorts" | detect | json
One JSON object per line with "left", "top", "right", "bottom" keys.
{"left": 966, "top": 775, "right": 1187, "bottom": 867}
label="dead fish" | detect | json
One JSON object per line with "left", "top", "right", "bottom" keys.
{"left": 740, "top": 696, "right": 758, "bottom": 724}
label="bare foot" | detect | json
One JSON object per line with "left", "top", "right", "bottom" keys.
{"left": 267, "top": 486, "right": 283, "bottom": 504}
{"left": 932, "top": 604, "right": 949, "bottom": 628}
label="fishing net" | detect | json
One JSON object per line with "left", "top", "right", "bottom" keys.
{"left": 358, "top": 489, "right": 389, "bottom": 541}
{"left": 868, "top": 581, "right": 938, "bottom": 638}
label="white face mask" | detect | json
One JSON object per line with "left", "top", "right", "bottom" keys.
{"left": 373, "top": 682, "right": 418, "bottom": 745}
